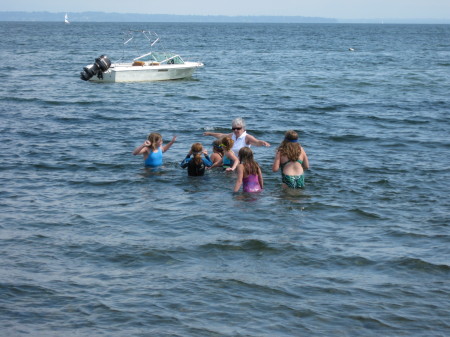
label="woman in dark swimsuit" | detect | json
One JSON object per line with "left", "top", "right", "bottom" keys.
{"left": 272, "top": 130, "right": 309, "bottom": 189}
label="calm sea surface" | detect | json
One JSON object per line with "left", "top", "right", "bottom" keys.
{"left": 0, "top": 22, "right": 449, "bottom": 336}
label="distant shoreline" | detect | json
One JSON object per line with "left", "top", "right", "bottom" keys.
{"left": 0, "top": 11, "right": 449, "bottom": 24}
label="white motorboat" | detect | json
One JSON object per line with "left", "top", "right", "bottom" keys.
{"left": 80, "top": 30, "right": 204, "bottom": 83}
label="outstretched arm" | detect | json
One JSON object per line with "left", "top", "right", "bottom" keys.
{"left": 163, "top": 136, "right": 177, "bottom": 152}
{"left": 203, "top": 132, "right": 230, "bottom": 139}
{"left": 225, "top": 151, "right": 240, "bottom": 172}
{"left": 210, "top": 157, "right": 223, "bottom": 169}
{"left": 246, "top": 134, "right": 270, "bottom": 147}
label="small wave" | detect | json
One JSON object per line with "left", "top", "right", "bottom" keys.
{"left": 200, "top": 239, "right": 277, "bottom": 252}
{"left": 186, "top": 95, "right": 205, "bottom": 100}
{"left": 67, "top": 178, "right": 134, "bottom": 187}
{"left": 350, "top": 208, "right": 383, "bottom": 219}
{"left": 84, "top": 245, "right": 182, "bottom": 267}
{"left": 0, "top": 96, "right": 100, "bottom": 106}
{"left": 214, "top": 277, "right": 302, "bottom": 299}
{"left": 348, "top": 314, "right": 396, "bottom": 329}
{"left": 312, "top": 103, "right": 351, "bottom": 112}
{"left": 386, "top": 228, "right": 449, "bottom": 240}
{"left": 329, "top": 134, "right": 377, "bottom": 142}
{"left": 0, "top": 282, "right": 56, "bottom": 297}
{"left": 334, "top": 255, "right": 377, "bottom": 267}
{"left": 389, "top": 257, "right": 450, "bottom": 273}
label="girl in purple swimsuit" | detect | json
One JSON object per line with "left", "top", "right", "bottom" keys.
{"left": 233, "top": 147, "right": 263, "bottom": 193}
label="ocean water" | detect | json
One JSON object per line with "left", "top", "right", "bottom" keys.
{"left": 0, "top": 21, "right": 449, "bottom": 336}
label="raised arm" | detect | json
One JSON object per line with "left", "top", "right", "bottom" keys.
{"left": 246, "top": 134, "right": 270, "bottom": 147}
{"left": 202, "top": 151, "right": 213, "bottom": 167}
{"left": 180, "top": 150, "right": 192, "bottom": 168}
{"left": 133, "top": 140, "right": 151, "bottom": 155}
{"left": 162, "top": 136, "right": 177, "bottom": 152}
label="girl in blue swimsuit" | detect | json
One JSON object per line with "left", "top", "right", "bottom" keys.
{"left": 209, "top": 136, "right": 239, "bottom": 172}
{"left": 132, "top": 132, "right": 176, "bottom": 167}
{"left": 272, "top": 130, "right": 309, "bottom": 189}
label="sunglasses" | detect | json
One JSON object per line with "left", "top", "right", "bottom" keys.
{"left": 232, "top": 127, "right": 242, "bottom": 131}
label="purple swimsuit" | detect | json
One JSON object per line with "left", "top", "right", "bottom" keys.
{"left": 243, "top": 174, "right": 262, "bottom": 193}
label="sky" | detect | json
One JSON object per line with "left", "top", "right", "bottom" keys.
{"left": 2, "top": 0, "right": 450, "bottom": 20}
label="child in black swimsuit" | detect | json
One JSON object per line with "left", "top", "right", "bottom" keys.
{"left": 180, "top": 143, "right": 213, "bottom": 176}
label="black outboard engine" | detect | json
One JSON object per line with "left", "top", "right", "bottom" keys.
{"left": 80, "top": 55, "right": 111, "bottom": 81}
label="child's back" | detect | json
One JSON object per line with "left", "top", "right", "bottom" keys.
{"left": 180, "top": 142, "right": 213, "bottom": 176}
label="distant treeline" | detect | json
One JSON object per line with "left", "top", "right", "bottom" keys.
{"left": 0, "top": 11, "right": 337, "bottom": 23}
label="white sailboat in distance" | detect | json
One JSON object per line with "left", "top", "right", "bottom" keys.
{"left": 64, "top": 13, "right": 70, "bottom": 24}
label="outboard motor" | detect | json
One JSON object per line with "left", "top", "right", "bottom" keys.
{"left": 80, "top": 55, "right": 111, "bottom": 81}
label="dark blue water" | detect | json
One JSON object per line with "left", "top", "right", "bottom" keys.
{"left": 1, "top": 22, "right": 449, "bottom": 336}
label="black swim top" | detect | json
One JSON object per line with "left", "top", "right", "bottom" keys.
{"left": 187, "top": 159, "right": 206, "bottom": 176}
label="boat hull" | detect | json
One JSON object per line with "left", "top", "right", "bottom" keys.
{"left": 89, "top": 62, "right": 203, "bottom": 83}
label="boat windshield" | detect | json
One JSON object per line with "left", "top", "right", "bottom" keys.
{"left": 139, "top": 52, "right": 184, "bottom": 64}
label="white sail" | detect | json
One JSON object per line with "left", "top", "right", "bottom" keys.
{"left": 65, "top": 13, "right": 70, "bottom": 24}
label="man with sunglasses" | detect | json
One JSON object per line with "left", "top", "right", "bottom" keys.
{"left": 203, "top": 117, "right": 270, "bottom": 153}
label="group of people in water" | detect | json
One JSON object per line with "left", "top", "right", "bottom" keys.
{"left": 132, "top": 117, "right": 309, "bottom": 193}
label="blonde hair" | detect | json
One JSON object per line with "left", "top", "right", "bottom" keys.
{"left": 147, "top": 133, "right": 162, "bottom": 151}
{"left": 277, "top": 130, "right": 301, "bottom": 161}
{"left": 191, "top": 142, "right": 203, "bottom": 165}
{"left": 220, "top": 136, "right": 234, "bottom": 152}
{"left": 238, "top": 147, "right": 260, "bottom": 176}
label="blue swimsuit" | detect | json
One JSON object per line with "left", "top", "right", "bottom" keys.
{"left": 144, "top": 148, "right": 163, "bottom": 167}
{"left": 222, "top": 151, "right": 235, "bottom": 169}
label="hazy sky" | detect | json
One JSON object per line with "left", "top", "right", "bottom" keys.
{"left": 2, "top": 0, "right": 450, "bottom": 19}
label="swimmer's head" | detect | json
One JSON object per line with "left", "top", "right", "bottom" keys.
{"left": 147, "top": 133, "right": 162, "bottom": 150}
{"left": 231, "top": 117, "right": 245, "bottom": 130}
{"left": 231, "top": 117, "right": 245, "bottom": 136}
{"left": 238, "top": 146, "right": 254, "bottom": 162}
{"left": 191, "top": 142, "right": 203, "bottom": 154}
{"left": 220, "top": 136, "right": 234, "bottom": 151}
{"left": 284, "top": 130, "right": 298, "bottom": 142}
{"left": 191, "top": 142, "right": 203, "bottom": 165}
{"left": 280, "top": 130, "right": 301, "bottom": 161}
{"left": 212, "top": 139, "right": 223, "bottom": 153}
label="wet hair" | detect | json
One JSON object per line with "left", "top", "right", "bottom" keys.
{"left": 191, "top": 142, "right": 203, "bottom": 166}
{"left": 220, "top": 136, "right": 234, "bottom": 152}
{"left": 238, "top": 147, "right": 260, "bottom": 176}
{"left": 147, "top": 133, "right": 162, "bottom": 151}
{"left": 277, "top": 130, "right": 302, "bottom": 161}
{"left": 212, "top": 139, "right": 223, "bottom": 154}
{"left": 232, "top": 117, "right": 246, "bottom": 130}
